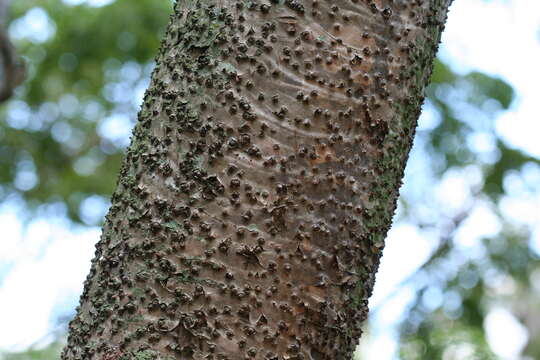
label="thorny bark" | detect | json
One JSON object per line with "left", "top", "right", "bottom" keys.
{"left": 63, "top": 0, "right": 452, "bottom": 359}
{"left": 0, "top": 0, "right": 24, "bottom": 103}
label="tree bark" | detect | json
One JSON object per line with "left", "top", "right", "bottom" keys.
{"left": 63, "top": 0, "right": 452, "bottom": 359}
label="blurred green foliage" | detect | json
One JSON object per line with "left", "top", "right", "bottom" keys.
{"left": 0, "top": 342, "right": 63, "bottom": 360}
{"left": 1, "top": 0, "right": 539, "bottom": 359}
{"left": 390, "top": 58, "right": 540, "bottom": 359}
{"left": 1, "top": 0, "right": 173, "bottom": 223}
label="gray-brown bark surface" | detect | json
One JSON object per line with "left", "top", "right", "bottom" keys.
{"left": 63, "top": 0, "right": 452, "bottom": 359}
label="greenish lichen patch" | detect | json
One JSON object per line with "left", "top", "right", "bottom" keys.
{"left": 134, "top": 350, "right": 158, "bottom": 360}
{"left": 163, "top": 220, "right": 183, "bottom": 232}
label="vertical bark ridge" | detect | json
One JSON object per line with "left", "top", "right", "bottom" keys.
{"left": 63, "top": 0, "right": 452, "bottom": 359}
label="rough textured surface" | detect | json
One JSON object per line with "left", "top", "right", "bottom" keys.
{"left": 62, "top": 0, "right": 452, "bottom": 359}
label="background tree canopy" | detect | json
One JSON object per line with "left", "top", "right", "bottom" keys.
{"left": 1, "top": 0, "right": 539, "bottom": 359}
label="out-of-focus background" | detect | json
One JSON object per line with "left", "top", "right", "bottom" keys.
{"left": 0, "top": 0, "right": 539, "bottom": 359}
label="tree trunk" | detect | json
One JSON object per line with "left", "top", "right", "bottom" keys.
{"left": 62, "top": 0, "right": 452, "bottom": 359}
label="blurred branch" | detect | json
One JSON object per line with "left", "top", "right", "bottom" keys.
{"left": 0, "top": 0, "right": 24, "bottom": 103}
{"left": 370, "top": 198, "right": 477, "bottom": 314}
